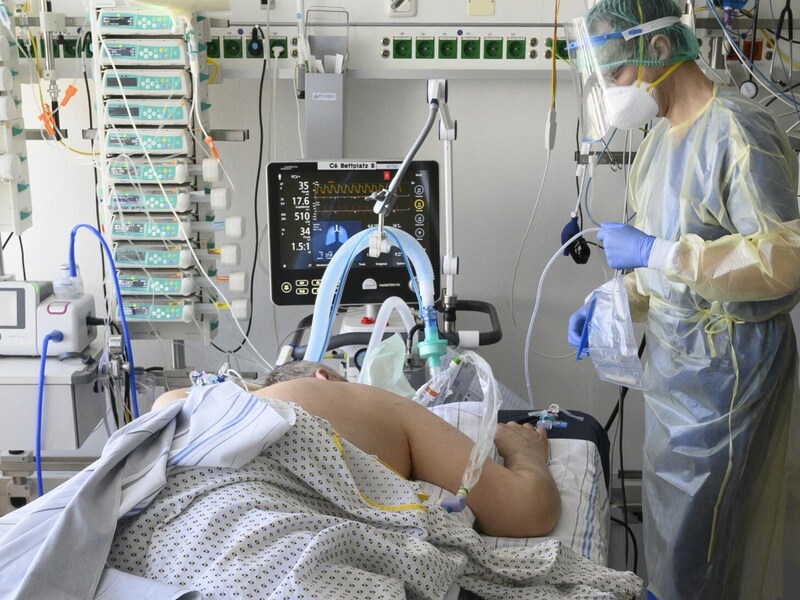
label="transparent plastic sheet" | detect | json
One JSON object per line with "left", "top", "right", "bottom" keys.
{"left": 586, "top": 275, "right": 648, "bottom": 390}
{"left": 360, "top": 333, "right": 416, "bottom": 399}
{"left": 414, "top": 351, "right": 500, "bottom": 511}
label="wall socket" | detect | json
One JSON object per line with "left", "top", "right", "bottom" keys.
{"left": 260, "top": 0, "right": 276, "bottom": 9}
{"left": 387, "top": 0, "right": 418, "bottom": 18}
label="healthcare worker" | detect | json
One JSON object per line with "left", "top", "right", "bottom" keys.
{"left": 565, "top": 1, "right": 800, "bottom": 598}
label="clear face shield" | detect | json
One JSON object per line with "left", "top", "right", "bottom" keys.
{"left": 565, "top": 15, "right": 682, "bottom": 141}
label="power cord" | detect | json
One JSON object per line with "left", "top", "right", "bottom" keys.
{"left": 213, "top": 28, "right": 268, "bottom": 354}
{"left": 604, "top": 335, "right": 646, "bottom": 574}
{"left": 18, "top": 235, "right": 26, "bottom": 279}
{"left": 610, "top": 515, "right": 639, "bottom": 573}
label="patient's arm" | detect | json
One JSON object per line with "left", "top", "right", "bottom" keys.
{"left": 396, "top": 396, "right": 560, "bottom": 537}
{"left": 260, "top": 379, "right": 560, "bottom": 538}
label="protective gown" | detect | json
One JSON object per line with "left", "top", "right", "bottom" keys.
{"left": 624, "top": 85, "right": 800, "bottom": 600}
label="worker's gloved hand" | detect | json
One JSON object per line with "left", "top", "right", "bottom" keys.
{"left": 568, "top": 304, "right": 589, "bottom": 351}
{"left": 598, "top": 222, "right": 657, "bottom": 269}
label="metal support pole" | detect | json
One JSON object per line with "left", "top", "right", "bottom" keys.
{"left": 172, "top": 340, "right": 186, "bottom": 370}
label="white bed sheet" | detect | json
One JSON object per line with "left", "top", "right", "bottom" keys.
{"left": 427, "top": 402, "right": 609, "bottom": 566}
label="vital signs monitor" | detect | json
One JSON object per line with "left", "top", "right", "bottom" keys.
{"left": 267, "top": 161, "right": 440, "bottom": 306}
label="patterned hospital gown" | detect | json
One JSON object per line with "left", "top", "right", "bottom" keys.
{"left": 108, "top": 403, "right": 641, "bottom": 599}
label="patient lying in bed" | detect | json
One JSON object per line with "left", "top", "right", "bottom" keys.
{"left": 1, "top": 363, "right": 642, "bottom": 599}
{"left": 153, "top": 361, "right": 561, "bottom": 538}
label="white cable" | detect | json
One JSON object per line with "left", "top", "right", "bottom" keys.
{"left": 524, "top": 227, "right": 601, "bottom": 410}
{"left": 623, "top": 129, "right": 632, "bottom": 221}
{"left": 293, "top": 62, "right": 305, "bottom": 158}
{"left": 510, "top": 149, "right": 552, "bottom": 328}
{"left": 698, "top": 50, "right": 730, "bottom": 86}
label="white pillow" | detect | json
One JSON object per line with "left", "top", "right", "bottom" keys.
{"left": 425, "top": 402, "right": 609, "bottom": 565}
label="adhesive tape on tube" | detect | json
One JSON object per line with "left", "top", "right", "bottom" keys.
{"left": 0, "top": 154, "right": 22, "bottom": 180}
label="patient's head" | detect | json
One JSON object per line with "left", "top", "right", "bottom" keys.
{"left": 264, "top": 361, "right": 348, "bottom": 387}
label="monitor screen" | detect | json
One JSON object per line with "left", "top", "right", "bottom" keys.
{"left": 0, "top": 289, "right": 23, "bottom": 328}
{"left": 267, "top": 160, "right": 440, "bottom": 306}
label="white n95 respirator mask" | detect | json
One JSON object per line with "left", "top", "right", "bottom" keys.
{"left": 603, "top": 83, "right": 660, "bottom": 130}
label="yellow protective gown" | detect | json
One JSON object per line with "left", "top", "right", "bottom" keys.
{"left": 625, "top": 85, "right": 800, "bottom": 600}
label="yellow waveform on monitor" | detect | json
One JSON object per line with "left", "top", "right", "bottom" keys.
{"left": 315, "top": 183, "right": 402, "bottom": 196}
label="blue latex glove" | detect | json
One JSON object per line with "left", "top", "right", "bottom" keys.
{"left": 568, "top": 304, "right": 588, "bottom": 350}
{"left": 598, "top": 222, "right": 656, "bottom": 269}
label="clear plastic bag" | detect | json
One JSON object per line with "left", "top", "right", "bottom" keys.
{"left": 414, "top": 351, "right": 500, "bottom": 512}
{"left": 586, "top": 274, "right": 649, "bottom": 390}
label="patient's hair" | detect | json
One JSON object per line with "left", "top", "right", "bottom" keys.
{"left": 263, "top": 361, "right": 347, "bottom": 386}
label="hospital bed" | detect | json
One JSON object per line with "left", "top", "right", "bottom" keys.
{"left": 0, "top": 382, "right": 632, "bottom": 599}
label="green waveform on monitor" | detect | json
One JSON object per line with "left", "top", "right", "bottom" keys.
{"left": 314, "top": 183, "right": 403, "bottom": 196}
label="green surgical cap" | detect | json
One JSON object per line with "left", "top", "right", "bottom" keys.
{"left": 585, "top": 0, "right": 700, "bottom": 70}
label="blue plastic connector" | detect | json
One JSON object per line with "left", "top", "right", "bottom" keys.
{"left": 440, "top": 496, "right": 467, "bottom": 513}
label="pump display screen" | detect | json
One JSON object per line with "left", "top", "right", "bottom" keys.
{"left": 107, "top": 76, "right": 140, "bottom": 89}
{"left": 106, "top": 46, "right": 137, "bottom": 58}
{"left": 103, "top": 16, "right": 134, "bottom": 26}
{"left": 0, "top": 289, "right": 23, "bottom": 328}
{"left": 109, "top": 105, "right": 138, "bottom": 117}
{"left": 267, "top": 161, "right": 440, "bottom": 306}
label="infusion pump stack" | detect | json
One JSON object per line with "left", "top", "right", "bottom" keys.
{"left": 0, "top": 272, "right": 97, "bottom": 357}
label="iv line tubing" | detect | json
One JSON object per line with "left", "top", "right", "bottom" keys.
{"left": 525, "top": 227, "right": 601, "bottom": 409}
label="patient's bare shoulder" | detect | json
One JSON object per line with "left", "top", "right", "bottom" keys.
{"left": 256, "top": 379, "right": 413, "bottom": 477}
{"left": 152, "top": 388, "right": 191, "bottom": 410}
